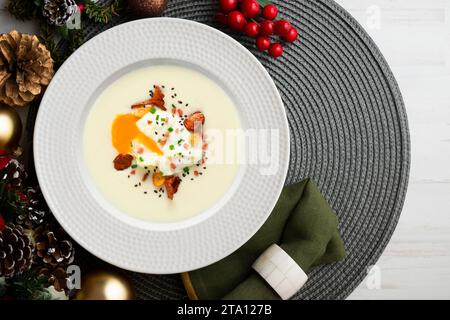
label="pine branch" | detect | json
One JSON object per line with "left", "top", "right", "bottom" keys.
{"left": 7, "top": 0, "right": 42, "bottom": 21}
{"left": 0, "top": 182, "right": 26, "bottom": 223}
{"left": 10, "top": 270, "right": 50, "bottom": 300}
{"left": 85, "top": 0, "right": 125, "bottom": 24}
{"left": 38, "top": 21, "right": 61, "bottom": 65}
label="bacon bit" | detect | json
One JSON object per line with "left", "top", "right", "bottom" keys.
{"left": 113, "top": 154, "right": 133, "bottom": 170}
{"left": 137, "top": 147, "right": 144, "bottom": 154}
{"left": 142, "top": 173, "right": 149, "bottom": 182}
{"left": 131, "top": 85, "right": 166, "bottom": 110}
{"left": 202, "top": 143, "right": 208, "bottom": 150}
{"left": 194, "top": 171, "right": 199, "bottom": 176}
{"left": 175, "top": 128, "right": 180, "bottom": 134}
{"left": 147, "top": 120, "right": 152, "bottom": 125}
{"left": 171, "top": 108, "right": 176, "bottom": 115}
{"left": 164, "top": 175, "right": 181, "bottom": 200}
{"left": 160, "top": 139, "right": 167, "bottom": 146}
{"left": 201, "top": 158, "right": 206, "bottom": 165}
{"left": 170, "top": 163, "right": 177, "bottom": 170}
{"left": 177, "top": 109, "right": 183, "bottom": 117}
{"left": 183, "top": 143, "right": 190, "bottom": 150}
{"left": 152, "top": 171, "right": 165, "bottom": 187}
{"left": 184, "top": 111, "right": 205, "bottom": 132}
{"left": 130, "top": 169, "right": 136, "bottom": 175}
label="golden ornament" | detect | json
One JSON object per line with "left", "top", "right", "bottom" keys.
{"left": 75, "top": 270, "right": 135, "bottom": 300}
{"left": 0, "top": 103, "right": 22, "bottom": 151}
{"left": 127, "top": 0, "right": 168, "bottom": 17}
{"left": 0, "top": 30, "right": 54, "bottom": 107}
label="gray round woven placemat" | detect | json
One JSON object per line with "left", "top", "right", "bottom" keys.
{"left": 77, "top": 0, "right": 410, "bottom": 300}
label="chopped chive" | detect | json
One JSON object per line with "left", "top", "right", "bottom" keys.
{"left": 131, "top": 164, "right": 137, "bottom": 169}
{"left": 169, "top": 145, "right": 175, "bottom": 150}
{"left": 156, "top": 114, "right": 160, "bottom": 120}
{"left": 183, "top": 167, "right": 189, "bottom": 173}
{"left": 177, "top": 139, "right": 183, "bottom": 145}
{"left": 168, "top": 127, "right": 174, "bottom": 132}
{"left": 150, "top": 107, "right": 156, "bottom": 114}
{"left": 139, "top": 157, "right": 144, "bottom": 162}
{"left": 171, "top": 104, "right": 176, "bottom": 108}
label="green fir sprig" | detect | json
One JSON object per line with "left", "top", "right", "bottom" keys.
{"left": 6, "top": 0, "right": 125, "bottom": 68}
{"left": 10, "top": 270, "right": 51, "bottom": 300}
{"left": 85, "top": 0, "right": 125, "bottom": 24}
{"left": 7, "top": 0, "right": 43, "bottom": 21}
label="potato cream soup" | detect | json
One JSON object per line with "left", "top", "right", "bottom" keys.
{"left": 83, "top": 64, "right": 241, "bottom": 222}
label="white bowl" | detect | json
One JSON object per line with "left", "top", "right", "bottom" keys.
{"left": 34, "top": 18, "right": 289, "bottom": 273}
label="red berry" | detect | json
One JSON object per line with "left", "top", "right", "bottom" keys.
{"left": 259, "top": 20, "right": 274, "bottom": 36}
{"left": 219, "top": 0, "right": 238, "bottom": 13}
{"left": 78, "top": 3, "right": 84, "bottom": 13}
{"left": 0, "top": 214, "right": 5, "bottom": 231}
{"left": 0, "top": 156, "right": 11, "bottom": 170}
{"left": 283, "top": 27, "right": 298, "bottom": 42}
{"left": 215, "top": 12, "right": 228, "bottom": 25}
{"left": 274, "top": 19, "right": 292, "bottom": 36}
{"left": 262, "top": 4, "right": 278, "bottom": 20}
{"left": 227, "top": 11, "right": 247, "bottom": 30}
{"left": 256, "top": 36, "right": 271, "bottom": 51}
{"left": 240, "top": 0, "right": 260, "bottom": 19}
{"left": 245, "top": 22, "right": 260, "bottom": 37}
{"left": 269, "top": 43, "right": 284, "bottom": 57}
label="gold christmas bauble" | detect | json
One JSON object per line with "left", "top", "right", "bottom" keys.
{"left": 0, "top": 104, "right": 22, "bottom": 151}
{"left": 128, "top": 0, "right": 168, "bottom": 17}
{"left": 75, "top": 270, "right": 135, "bottom": 300}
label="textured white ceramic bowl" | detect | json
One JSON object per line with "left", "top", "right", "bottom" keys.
{"left": 34, "top": 18, "right": 289, "bottom": 273}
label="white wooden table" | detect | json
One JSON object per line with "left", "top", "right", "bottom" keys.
{"left": 1, "top": 0, "right": 449, "bottom": 299}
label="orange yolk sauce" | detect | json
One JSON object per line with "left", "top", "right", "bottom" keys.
{"left": 112, "top": 114, "right": 163, "bottom": 155}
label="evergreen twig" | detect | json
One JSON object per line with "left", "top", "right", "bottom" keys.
{"left": 6, "top": 0, "right": 43, "bottom": 21}
{"left": 85, "top": 0, "right": 125, "bottom": 24}
{"left": 11, "top": 270, "right": 50, "bottom": 300}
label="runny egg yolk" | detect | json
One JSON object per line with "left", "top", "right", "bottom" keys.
{"left": 112, "top": 114, "right": 163, "bottom": 155}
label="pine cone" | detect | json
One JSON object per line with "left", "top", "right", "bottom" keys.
{"left": 42, "top": 0, "right": 77, "bottom": 26}
{"left": 34, "top": 223, "right": 75, "bottom": 267}
{"left": 38, "top": 266, "right": 68, "bottom": 292}
{"left": 0, "top": 31, "right": 54, "bottom": 107}
{"left": 0, "top": 224, "right": 33, "bottom": 277}
{"left": 16, "top": 187, "right": 47, "bottom": 229}
{"left": 0, "top": 158, "right": 26, "bottom": 188}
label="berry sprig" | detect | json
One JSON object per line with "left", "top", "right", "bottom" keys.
{"left": 216, "top": 0, "right": 299, "bottom": 58}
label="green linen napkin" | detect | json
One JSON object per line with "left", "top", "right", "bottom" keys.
{"left": 182, "top": 178, "right": 346, "bottom": 300}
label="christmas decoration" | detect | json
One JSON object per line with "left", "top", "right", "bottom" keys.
{"left": 34, "top": 223, "right": 75, "bottom": 267}
{"left": 42, "top": 0, "right": 78, "bottom": 26}
{"left": 15, "top": 187, "right": 47, "bottom": 229}
{"left": 75, "top": 270, "right": 135, "bottom": 300}
{"left": 0, "top": 214, "right": 5, "bottom": 231}
{"left": 0, "top": 31, "right": 54, "bottom": 107}
{"left": 7, "top": 0, "right": 126, "bottom": 67}
{"left": 215, "top": 0, "right": 300, "bottom": 58}
{"left": 38, "top": 265, "right": 68, "bottom": 292}
{"left": 85, "top": 0, "right": 124, "bottom": 24}
{"left": 127, "top": 0, "right": 168, "bottom": 17}
{"left": 0, "top": 104, "right": 22, "bottom": 151}
{"left": 0, "top": 158, "right": 26, "bottom": 192}
{"left": 0, "top": 224, "right": 34, "bottom": 278}
{"left": 0, "top": 155, "right": 75, "bottom": 299}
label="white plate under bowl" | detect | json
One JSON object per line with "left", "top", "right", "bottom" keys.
{"left": 34, "top": 18, "right": 289, "bottom": 274}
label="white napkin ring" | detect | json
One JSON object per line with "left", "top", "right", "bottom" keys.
{"left": 252, "top": 244, "right": 308, "bottom": 300}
